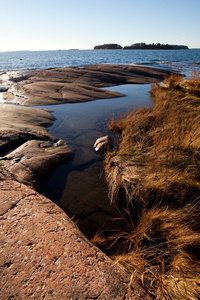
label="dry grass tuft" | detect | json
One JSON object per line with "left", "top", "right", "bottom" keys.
{"left": 114, "top": 203, "right": 200, "bottom": 299}
{"left": 105, "top": 72, "right": 200, "bottom": 204}
{"left": 100, "top": 73, "right": 200, "bottom": 299}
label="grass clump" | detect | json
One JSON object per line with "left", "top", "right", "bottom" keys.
{"left": 105, "top": 72, "right": 200, "bottom": 204}
{"left": 113, "top": 203, "right": 200, "bottom": 299}
{"left": 101, "top": 73, "right": 200, "bottom": 299}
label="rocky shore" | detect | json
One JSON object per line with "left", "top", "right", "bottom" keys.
{"left": 1, "top": 64, "right": 171, "bottom": 105}
{"left": 0, "top": 65, "right": 170, "bottom": 299}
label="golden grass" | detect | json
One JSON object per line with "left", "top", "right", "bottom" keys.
{"left": 100, "top": 73, "right": 200, "bottom": 299}
{"left": 113, "top": 203, "right": 200, "bottom": 299}
{"left": 105, "top": 73, "right": 200, "bottom": 204}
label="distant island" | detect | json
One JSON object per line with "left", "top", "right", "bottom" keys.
{"left": 94, "top": 44, "right": 122, "bottom": 50}
{"left": 94, "top": 43, "right": 189, "bottom": 50}
{"left": 124, "top": 43, "right": 189, "bottom": 50}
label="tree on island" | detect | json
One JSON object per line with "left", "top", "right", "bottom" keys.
{"left": 123, "top": 43, "right": 189, "bottom": 50}
{"left": 94, "top": 43, "right": 189, "bottom": 50}
{"left": 94, "top": 44, "right": 122, "bottom": 50}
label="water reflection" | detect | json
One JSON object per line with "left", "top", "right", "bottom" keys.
{"left": 40, "top": 84, "right": 152, "bottom": 237}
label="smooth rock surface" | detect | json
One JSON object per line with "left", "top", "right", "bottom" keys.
{"left": 0, "top": 103, "right": 73, "bottom": 188}
{"left": 0, "top": 139, "right": 74, "bottom": 188}
{"left": 0, "top": 180, "right": 150, "bottom": 299}
{"left": 0, "top": 104, "right": 54, "bottom": 133}
{"left": 0, "top": 65, "right": 171, "bottom": 105}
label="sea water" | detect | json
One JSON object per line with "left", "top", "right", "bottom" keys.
{"left": 0, "top": 49, "right": 200, "bottom": 77}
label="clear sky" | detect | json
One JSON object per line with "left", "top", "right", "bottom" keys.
{"left": 1, "top": 0, "right": 199, "bottom": 51}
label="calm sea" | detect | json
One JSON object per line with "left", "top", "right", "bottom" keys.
{"left": 0, "top": 49, "right": 200, "bottom": 77}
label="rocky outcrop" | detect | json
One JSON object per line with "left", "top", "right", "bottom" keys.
{"left": 0, "top": 65, "right": 171, "bottom": 105}
{"left": 0, "top": 104, "right": 74, "bottom": 188}
{"left": 0, "top": 179, "right": 150, "bottom": 299}
{"left": 0, "top": 65, "right": 167, "bottom": 298}
{"left": 0, "top": 139, "right": 74, "bottom": 189}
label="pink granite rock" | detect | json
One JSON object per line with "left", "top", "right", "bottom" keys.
{"left": 0, "top": 180, "right": 150, "bottom": 299}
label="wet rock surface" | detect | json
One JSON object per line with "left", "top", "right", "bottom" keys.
{"left": 0, "top": 139, "right": 74, "bottom": 189}
{"left": 0, "top": 103, "right": 74, "bottom": 188}
{"left": 0, "top": 180, "right": 151, "bottom": 299}
{"left": 0, "top": 130, "right": 50, "bottom": 157}
{"left": 0, "top": 64, "right": 171, "bottom": 105}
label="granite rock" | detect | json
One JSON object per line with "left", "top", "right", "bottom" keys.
{"left": 1, "top": 65, "right": 171, "bottom": 105}
{"left": 0, "top": 65, "right": 163, "bottom": 298}
{"left": 0, "top": 139, "right": 74, "bottom": 189}
{"left": 0, "top": 180, "right": 151, "bottom": 299}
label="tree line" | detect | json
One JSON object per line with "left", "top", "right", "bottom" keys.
{"left": 94, "top": 43, "right": 189, "bottom": 50}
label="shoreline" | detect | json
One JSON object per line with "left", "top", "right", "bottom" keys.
{"left": 0, "top": 64, "right": 171, "bottom": 188}
{"left": 0, "top": 64, "right": 171, "bottom": 106}
{"left": 0, "top": 64, "right": 171, "bottom": 299}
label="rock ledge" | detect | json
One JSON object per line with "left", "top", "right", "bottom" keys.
{"left": 0, "top": 179, "right": 150, "bottom": 299}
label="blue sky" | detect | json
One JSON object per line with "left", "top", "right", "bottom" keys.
{"left": 1, "top": 0, "right": 199, "bottom": 51}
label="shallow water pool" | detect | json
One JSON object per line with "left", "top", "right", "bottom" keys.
{"left": 39, "top": 84, "right": 152, "bottom": 237}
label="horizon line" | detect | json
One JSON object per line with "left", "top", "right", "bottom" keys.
{"left": 1, "top": 47, "right": 200, "bottom": 53}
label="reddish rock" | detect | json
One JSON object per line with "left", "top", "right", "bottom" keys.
{"left": 0, "top": 180, "right": 150, "bottom": 299}
{"left": 0, "top": 139, "right": 74, "bottom": 189}
{"left": 0, "top": 65, "right": 162, "bottom": 298}
{"left": 1, "top": 65, "right": 171, "bottom": 106}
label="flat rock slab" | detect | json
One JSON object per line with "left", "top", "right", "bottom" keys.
{"left": 17, "top": 81, "right": 122, "bottom": 105}
{"left": 0, "top": 180, "right": 150, "bottom": 299}
{"left": 1, "top": 64, "right": 171, "bottom": 105}
{"left": 0, "top": 104, "right": 54, "bottom": 133}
